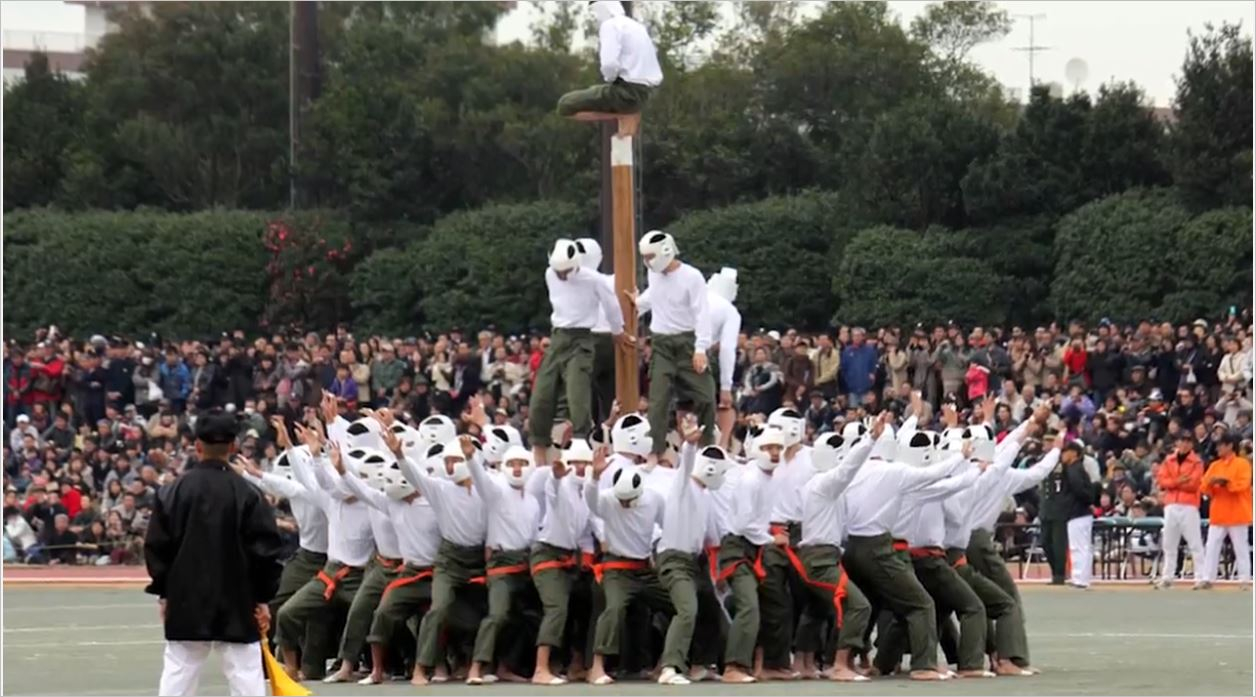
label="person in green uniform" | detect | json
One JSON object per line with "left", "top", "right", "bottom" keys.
{"left": 1039, "top": 437, "right": 1078, "bottom": 585}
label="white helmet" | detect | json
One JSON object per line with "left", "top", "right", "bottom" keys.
{"left": 549, "top": 238, "right": 582, "bottom": 273}
{"left": 923, "top": 431, "right": 945, "bottom": 464}
{"left": 422, "top": 443, "right": 446, "bottom": 477}
{"left": 812, "top": 432, "right": 846, "bottom": 472}
{"left": 345, "top": 417, "right": 387, "bottom": 452}
{"left": 840, "top": 421, "right": 870, "bottom": 452}
{"left": 575, "top": 238, "right": 603, "bottom": 271}
{"left": 347, "top": 447, "right": 392, "bottom": 491}
{"left": 707, "top": 267, "right": 739, "bottom": 303}
{"left": 418, "top": 415, "right": 457, "bottom": 447}
{"left": 591, "top": 0, "right": 625, "bottom": 24}
{"left": 941, "top": 427, "right": 968, "bottom": 452}
{"left": 967, "top": 424, "right": 996, "bottom": 462}
{"left": 562, "top": 439, "right": 595, "bottom": 479}
{"left": 271, "top": 451, "right": 295, "bottom": 482}
{"left": 501, "top": 445, "right": 533, "bottom": 489}
{"left": 379, "top": 455, "right": 416, "bottom": 500}
{"left": 754, "top": 426, "right": 786, "bottom": 471}
{"left": 611, "top": 466, "right": 645, "bottom": 504}
{"left": 611, "top": 413, "right": 653, "bottom": 458}
{"left": 897, "top": 430, "right": 934, "bottom": 468}
{"left": 483, "top": 425, "right": 524, "bottom": 465}
{"left": 442, "top": 438, "right": 475, "bottom": 483}
{"left": 694, "top": 445, "right": 730, "bottom": 490}
{"left": 639, "top": 230, "right": 678, "bottom": 273}
{"left": 767, "top": 407, "right": 805, "bottom": 448}
{"left": 588, "top": 423, "right": 610, "bottom": 450}
{"left": 868, "top": 421, "right": 897, "bottom": 461}
{"left": 743, "top": 423, "right": 765, "bottom": 461}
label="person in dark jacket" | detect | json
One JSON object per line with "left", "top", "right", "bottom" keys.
{"left": 1059, "top": 442, "right": 1097, "bottom": 589}
{"left": 144, "top": 410, "right": 283, "bottom": 696}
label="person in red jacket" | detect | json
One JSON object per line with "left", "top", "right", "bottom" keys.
{"left": 1154, "top": 433, "right": 1206, "bottom": 589}
{"left": 28, "top": 343, "right": 66, "bottom": 409}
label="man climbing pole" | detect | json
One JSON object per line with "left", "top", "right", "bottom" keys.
{"left": 556, "top": 1, "right": 663, "bottom": 117}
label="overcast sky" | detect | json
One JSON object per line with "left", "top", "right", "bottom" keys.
{"left": 2, "top": 0, "right": 1252, "bottom": 105}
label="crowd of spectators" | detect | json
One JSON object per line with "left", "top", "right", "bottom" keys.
{"left": 4, "top": 311, "right": 1253, "bottom": 567}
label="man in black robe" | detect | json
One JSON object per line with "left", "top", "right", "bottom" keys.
{"left": 144, "top": 411, "right": 284, "bottom": 696}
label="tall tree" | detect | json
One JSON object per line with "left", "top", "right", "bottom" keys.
{"left": 1167, "top": 22, "right": 1254, "bottom": 210}
{"left": 2, "top": 53, "right": 87, "bottom": 210}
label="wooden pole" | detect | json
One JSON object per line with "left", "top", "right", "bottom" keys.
{"left": 611, "top": 129, "right": 639, "bottom": 411}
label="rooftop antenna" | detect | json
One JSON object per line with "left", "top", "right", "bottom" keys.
{"left": 1013, "top": 13, "right": 1051, "bottom": 92}
{"left": 1065, "top": 57, "right": 1090, "bottom": 94}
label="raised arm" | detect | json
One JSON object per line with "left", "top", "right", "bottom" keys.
{"left": 258, "top": 472, "right": 307, "bottom": 501}
{"left": 1007, "top": 448, "right": 1061, "bottom": 494}
{"left": 912, "top": 466, "right": 981, "bottom": 503}
{"left": 813, "top": 438, "right": 874, "bottom": 499}
{"left": 901, "top": 452, "right": 967, "bottom": 493}
{"left": 340, "top": 468, "right": 389, "bottom": 512}
{"left": 583, "top": 478, "right": 606, "bottom": 518}
{"left": 288, "top": 447, "right": 331, "bottom": 512}
{"left": 717, "top": 304, "right": 740, "bottom": 391}
{"left": 466, "top": 452, "right": 502, "bottom": 504}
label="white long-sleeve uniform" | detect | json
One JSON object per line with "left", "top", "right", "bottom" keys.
{"left": 637, "top": 263, "right": 712, "bottom": 351}
{"left": 941, "top": 422, "right": 1032, "bottom": 549}
{"left": 598, "top": 11, "right": 663, "bottom": 86}
{"left": 592, "top": 272, "right": 615, "bottom": 334}
{"left": 703, "top": 292, "right": 741, "bottom": 391}
{"left": 340, "top": 466, "right": 440, "bottom": 567}
{"left": 769, "top": 446, "right": 814, "bottom": 524}
{"left": 537, "top": 470, "right": 592, "bottom": 552}
{"left": 903, "top": 468, "right": 982, "bottom": 549}
{"left": 584, "top": 477, "right": 664, "bottom": 560}
{"left": 290, "top": 446, "right": 373, "bottom": 567}
{"left": 973, "top": 449, "right": 1060, "bottom": 535}
{"left": 799, "top": 439, "right": 874, "bottom": 547}
{"left": 841, "top": 453, "right": 967, "bottom": 538}
{"left": 723, "top": 465, "right": 775, "bottom": 546}
{"left": 337, "top": 457, "right": 402, "bottom": 560}
{"left": 547, "top": 267, "right": 625, "bottom": 333}
{"left": 590, "top": 454, "right": 632, "bottom": 542}
{"left": 707, "top": 464, "right": 745, "bottom": 540}
{"left": 398, "top": 454, "right": 486, "bottom": 547}
{"left": 657, "top": 444, "right": 718, "bottom": 556}
{"left": 468, "top": 455, "right": 541, "bottom": 551}
{"left": 245, "top": 469, "right": 329, "bottom": 554}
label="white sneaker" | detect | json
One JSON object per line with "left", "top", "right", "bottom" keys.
{"left": 658, "top": 668, "right": 691, "bottom": 685}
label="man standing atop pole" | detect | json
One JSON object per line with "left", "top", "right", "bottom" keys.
{"left": 627, "top": 231, "right": 716, "bottom": 460}
{"left": 530, "top": 239, "right": 630, "bottom": 466}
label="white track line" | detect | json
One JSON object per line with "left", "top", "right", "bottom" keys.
{"left": 5, "top": 639, "right": 164, "bottom": 649}
{"left": 1039, "top": 631, "right": 1251, "bottom": 640}
{"left": 3, "top": 603, "right": 154, "bottom": 612}
{"left": 4, "top": 623, "right": 160, "bottom": 633}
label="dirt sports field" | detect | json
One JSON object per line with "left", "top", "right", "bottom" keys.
{"left": 3, "top": 567, "right": 1252, "bottom": 696}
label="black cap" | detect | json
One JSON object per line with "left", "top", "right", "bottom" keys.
{"left": 195, "top": 410, "right": 239, "bottom": 445}
{"left": 1063, "top": 441, "right": 1085, "bottom": 456}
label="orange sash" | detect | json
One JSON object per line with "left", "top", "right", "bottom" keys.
{"left": 908, "top": 547, "right": 946, "bottom": 560}
{"left": 592, "top": 558, "right": 650, "bottom": 584}
{"left": 381, "top": 567, "right": 433, "bottom": 600}
{"left": 782, "top": 546, "right": 848, "bottom": 627}
{"left": 712, "top": 543, "right": 767, "bottom": 584}
{"left": 892, "top": 538, "right": 910, "bottom": 552}
{"left": 316, "top": 565, "right": 353, "bottom": 601}
{"left": 470, "top": 562, "right": 530, "bottom": 585}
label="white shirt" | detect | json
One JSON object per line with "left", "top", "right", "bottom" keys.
{"left": 584, "top": 476, "right": 664, "bottom": 560}
{"left": 247, "top": 471, "right": 330, "bottom": 555}
{"left": 547, "top": 267, "right": 624, "bottom": 333}
{"left": 343, "top": 471, "right": 441, "bottom": 567}
{"left": 592, "top": 272, "right": 615, "bottom": 334}
{"left": 903, "top": 468, "right": 982, "bottom": 549}
{"left": 290, "top": 447, "right": 374, "bottom": 567}
{"left": 724, "top": 465, "right": 775, "bottom": 546}
{"left": 769, "top": 446, "right": 814, "bottom": 523}
{"left": 657, "top": 444, "right": 718, "bottom": 556}
{"left": 941, "top": 424, "right": 1031, "bottom": 548}
{"left": 972, "top": 448, "right": 1060, "bottom": 534}
{"left": 704, "top": 292, "right": 741, "bottom": 390}
{"left": 590, "top": 454, "right": 632, "bottom": 542}
{"left": 538, "top": 471, "right": 591, "bottom": 551}
{"left": 398, "top": 453, "right": 487, "bottom": 547}
{"left": 799, "top": 439, "right": 873, "bottom": 547}
{"left": 638, "top": 263, "right": 712, "bottom": 351}
{"left": 599, "top": 14, "right": 663, "bottom": 86}
{"left": 707, "top": 464, "right": 744, "bottom": 540}
{"left": 841, "top": 453, "right": 966, "bottom": 538}
{"left": 468, "top": 455, "right": 541, "bottom": 551}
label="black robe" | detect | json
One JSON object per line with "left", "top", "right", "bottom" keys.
{"left": 144, "top": 459, "right": 283, "bottom": 643}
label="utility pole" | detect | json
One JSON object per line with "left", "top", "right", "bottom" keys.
{"left": 1013, "top": 13, "right": 1050, "bottom": 93}
{"left": 289, "top": 1, "right": 321, "bottom": 209}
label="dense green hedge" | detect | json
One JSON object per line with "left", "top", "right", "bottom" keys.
{"left": 4, "top": 189, "right": 1250, "bottom": 339}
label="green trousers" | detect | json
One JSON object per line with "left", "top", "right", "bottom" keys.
{"left": 340, "top": 557, "right": 401, "bottom": 662}
{"left": 592, "top": 554, "right": 673, "bottom": 657}
{"left": 416, "top": 541, "right": 485, "bottom": 669}
{"left": 592, "top": 332, "right": 616, "bottom": 425}
{"left": 717, "top": 534, "right": 762, "bottom": 669}
{"left": 878, "top": 553, "right": 988, "bottom": 671}
{"left": 1039, "top": 518, "right": 1069, "bottom": 584}
{"left": 530, "top": 328, "right": 596, "bottom": 445}
{"left": 947, "top": 547, "right": 1024, "bottom": 663}
{"left": 842, "top": 534, "right": 938, "bottom": 673}
{"left": 532, "top": 543, "right": 582, "bottom": 649}
{"left": 966, "top": 529, "right": 1031, "bottom": 666}
{"left": 472, "top": 549, "right": 532, "bottom": 665}
{"left": 277, "top": 560, "right": 365, "bottom": 673}
{"left": 655, "top": 550, "right": 722, "bottom": 672}
{"left": 368, "top": 563, "right": 432, "bottom": 646}
{"left": 647, "top": 332, "right": 716, "bottom": 455}
{"left": 791, "top": 544, "right": 872, "bottom": 661}
{"left": 556, "top": 79, "right": 654, "bottom": 117}
{"left": 270, "top": 548, "right": 327, "bottom": 650}
{"left": 759, "top": 524, "right": 804, "bottom": 669}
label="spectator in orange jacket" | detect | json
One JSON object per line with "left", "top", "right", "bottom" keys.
{"left": 1198, "top": 434, "right": 1252, "bottom": 588}
{"left": 1154, "top": 433, "right": 1206, "bottom": 588}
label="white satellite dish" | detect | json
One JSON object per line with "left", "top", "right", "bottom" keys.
{"left": 1065, "top": 58, "right": 1089, "bottom": 92}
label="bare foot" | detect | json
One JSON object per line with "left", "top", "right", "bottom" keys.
{"left": 433, "top": 665, "right": 450, "bottom": 682}
{"left": 758, "top": 668, "right": 799, "bottom": 681}
{"left": 497, "top": 665, "right": 528, "bottom": 683}
{"left": 830, "top": 666, "right": 870, "bottom": 682}
{"left": 411, "top": 667, "right": 429, "bottom": 687}
{"left": 586, "top": 669, "right": 615, "bottom": 686}
{"left": 910, "top": 670, "right": 949, "bottom": 681}
{"left": 532, "top": 670, "right": 566, "bottom": 685}
{"left": 722, "top": 666, "right": 756, "bottom": 683}
{"left": 958, "top": 669, "right": 996, "bottom": 678}
{"left": 567, "top": 666, "right": 588, "bottom": 682}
